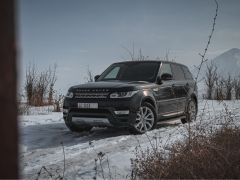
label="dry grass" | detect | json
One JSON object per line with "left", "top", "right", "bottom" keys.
{"left": 132, "top": 126, "right": 240, "bottom": 179}
{"left": 18, "top": 103, "right": 30, "bottom": 115}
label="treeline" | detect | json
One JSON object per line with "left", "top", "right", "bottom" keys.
{"left": 204, "top": 62, "right": 240, "bottom": 100}
{"left": 25, "top": 64, "right": 59, "bottom": 106}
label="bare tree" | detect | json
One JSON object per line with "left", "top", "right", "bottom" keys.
{"left": 224, "top": 74, "right": 233, "bottom": 100}
{"left": 53, "top": 93, "right": 64, "bottom": 112}
{"left": 48, "top": 64, "right": 57, "bottom": 105}
{"left": 214, "top": 76, "right": 225, "bottom": 100}
{"left": 204, "top": 62, "right": 218, "bottom": 99}
{"left": 164, "top": 49, "right": 170, "bottom": 61}
{"left": 136, "top": 48, "right": 149, "bottom": 61}
{"left": 122, "top": 43, "right": 135, "bottom": 61}
{"left": 233, "top": 75, "right": 240, "bottom": 99}
{"left": 86, "top": 66, "right": 94, "bottom": 82}
{"left": 213, "top": 74, "right": 235, "bottom": 101}
{"left": 122, "top": 43, "right": 149, "bottom": 61}
{"left": 25, "top": 64, "right": 36, "bottom": 105}
{"left": 33, "top": 71, "right": 50, "bottom": 106}
{"left": 163, "top": 49, "right": 176, "bottom": 62}
{"left": 25, "top": 64, "right": 57, "bottom": 106}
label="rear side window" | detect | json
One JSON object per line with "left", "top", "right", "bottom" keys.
{"left": 171, "top": 64, "right": 185, "bottom": 80}
{"left": 182, "top": 66, "right": 193, "bottom": 80}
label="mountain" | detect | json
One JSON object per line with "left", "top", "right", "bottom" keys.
{"left": 196, "top": 48, "right": 240, "bottom": 97}
{"left": 210, "top": 48, "right": 240, "bottom": 77}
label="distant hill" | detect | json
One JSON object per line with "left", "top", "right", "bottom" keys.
{"left": 210, "top": 48, "right": 240, "bottom": 77}
{"left": 196, "top": 48, "right": 240, "bottom": 98}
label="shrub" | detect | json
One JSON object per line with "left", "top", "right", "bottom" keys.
{"left": 53, "top": 94, "right": 64, "bottom": 112}
{"left": 25, "top": 64, "right": 57, "bottom": 106}
{"left": 18, "top": 103, "right": 30, "bottom": 115}
{"left": 132, "top": 127, "right": 240, "bottom": 179}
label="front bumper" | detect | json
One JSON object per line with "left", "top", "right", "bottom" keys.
{"left": 63, "top": 95, "right": 142, "bottom": 128}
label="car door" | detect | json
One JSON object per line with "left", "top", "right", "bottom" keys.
{"left": 154, "top": 62, "right": 177, "bottom": 116}
{"left": 170, "top": 64, "right": 188, "bottom": 113}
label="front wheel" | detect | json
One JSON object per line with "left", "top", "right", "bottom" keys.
{"left": 181, "top": 98, "right": 197, "bottom": 124}
{"left": 130, "top": 102, "right": 157, "bottom": 134}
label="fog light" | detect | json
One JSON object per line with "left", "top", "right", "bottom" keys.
{"left": 63, "top": 108, "right": 69, "bottom": 113}
{"left": 114, "top": 110, "right": 129, "bottom": 115}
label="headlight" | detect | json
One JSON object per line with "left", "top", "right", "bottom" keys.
{"left": 65, "top": 91, "right": 74, "bottom": 98}
{"left": 110, "top": 90, "right": 139, "bottom": 98}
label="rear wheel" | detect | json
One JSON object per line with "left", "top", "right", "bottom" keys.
{"left": 181, "top": 98, "right": 197, "bottom": 124}
{"left": 130, "top": 102, "right": 157, "bottom": 134}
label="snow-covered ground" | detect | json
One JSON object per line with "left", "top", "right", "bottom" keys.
{"left": 19, "top": 100, "right": 240, "bottom": 179}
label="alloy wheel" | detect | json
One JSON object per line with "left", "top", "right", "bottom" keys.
{"left": 134, "top": 106, "right": 155, "bottom": 133}
{"left": 188, "top": 100, "right": 197, "bottom": 121}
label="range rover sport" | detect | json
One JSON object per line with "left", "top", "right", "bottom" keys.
{"left": 63, "top": 61, "right": 198, "bottom": 134}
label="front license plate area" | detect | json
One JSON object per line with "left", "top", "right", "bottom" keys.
{"left": 78, "top": 103, "right": 98, "bottom": 109}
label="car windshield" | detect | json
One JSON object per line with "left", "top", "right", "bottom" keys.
{"left": 98, "top": 62, "right": 160, "bottom": 82}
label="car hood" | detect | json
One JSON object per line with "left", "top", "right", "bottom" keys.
{"left": 70, "top": 81, "right": 155, "bottom": 91}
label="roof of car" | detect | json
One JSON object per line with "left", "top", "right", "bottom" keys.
{"left": 114, "top": 60, "right": 188, "bottom": 68}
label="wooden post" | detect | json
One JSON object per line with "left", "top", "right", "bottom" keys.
{"left": 0, "top": 0, "right": 18, "bottom": 178}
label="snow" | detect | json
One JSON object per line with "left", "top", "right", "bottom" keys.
{"left": 19, "top": 100, "right": 240, "bottom": 179}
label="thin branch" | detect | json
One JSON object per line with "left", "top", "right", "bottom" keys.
{"left": 121, "top": 45, "right": 134, "bottom": 61}
{"left": 194, "top": 0, "right": 218, "bottom": 83}
{"left": 61, "top": 142, "right": 66, "bottom": 179}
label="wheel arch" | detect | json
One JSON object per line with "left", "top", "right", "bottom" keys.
{"left": 130, "top": 96, "right": 158, "bottom": 134}
{"left": 141, "top": 96, "right": 157, "bottom": 111}
{"left": 190, "top": 93, "right": 198, "bottom": 113}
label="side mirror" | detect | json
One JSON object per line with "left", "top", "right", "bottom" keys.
{"left": 161, "top": 73, "right": 173, "bottom": 81}
{"left": 94, "top": 75, "right": 100, "bottom": 82}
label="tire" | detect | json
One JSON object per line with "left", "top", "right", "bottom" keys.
{"left": 181, "top": 98, "right": 197, "bottom": 124}
{"left": 64, "top": 119, "right": 92, "bottom": 132}
{"left": 130, "top": 102, "right": 157, "bottom": 134}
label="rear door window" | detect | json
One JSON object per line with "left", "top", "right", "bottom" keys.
{"left": 182, "top": 66, "right": 193, "bottom": 80}
{"left": 171, "top": 64, "right": 185, "bottom": 80}
{"left": 160, "top": 63, "right": 173, "bottom": 76}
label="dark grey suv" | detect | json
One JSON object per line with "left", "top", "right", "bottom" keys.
{"left": 63, "top": 61, "right": 198, "bottom": 134}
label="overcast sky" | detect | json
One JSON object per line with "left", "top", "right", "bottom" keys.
{"left": 18, "top": 0, "right": 240, "bottom": 93}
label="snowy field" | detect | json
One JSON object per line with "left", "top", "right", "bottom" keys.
{"left": 19, "top": 100, "right": 240, "bottom": 179}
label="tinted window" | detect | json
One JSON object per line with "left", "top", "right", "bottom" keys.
{"left": 171, "top": 64, "right": 185, "bottom": 80}
{"left": 160, "top": 63, "right": 172, "bottom": 76}
{"left": 182, "top": 66, "right": 193, "bottom": 80}
{"left": 98, "top": 62, "right": 160, "bottom": 82}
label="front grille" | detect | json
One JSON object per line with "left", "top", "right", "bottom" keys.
{"left": 74, "top": 92, "right": 109, "bottom": 98}
{"left": 74, "top": 88, "right": 110, "bottom": 99}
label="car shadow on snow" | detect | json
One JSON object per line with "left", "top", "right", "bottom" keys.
{"left": 20, "top": 119, "right": 181, "bottom": 151}
{"left": 20, "top": 123, "right": 130, "bottom": 150}
{"left": 156, "top": 121, "right": 181, "bottom": 129}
